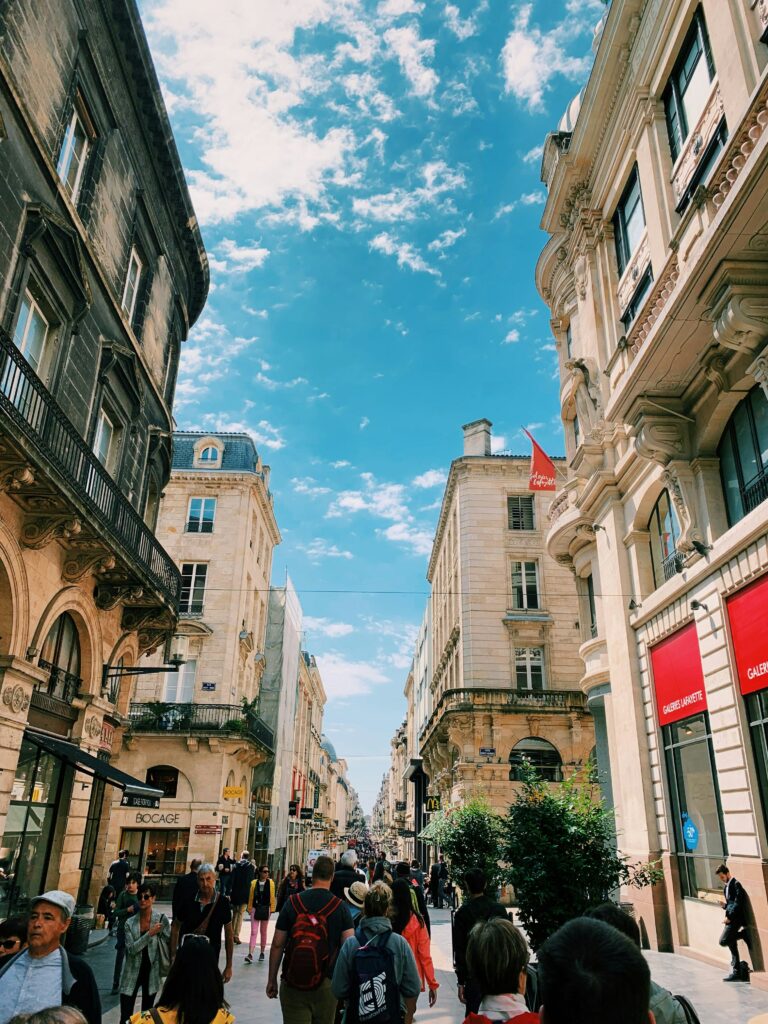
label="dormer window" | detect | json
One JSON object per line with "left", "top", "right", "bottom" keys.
{"left": 200, "top": 446, "right": 219, "bottom": 464}
{"left": 193, "top": 438, "right": 224, "bottom": 468}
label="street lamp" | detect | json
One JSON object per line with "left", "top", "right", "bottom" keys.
{"left": 101, "top": 633, "right": 188, "bottom": 701}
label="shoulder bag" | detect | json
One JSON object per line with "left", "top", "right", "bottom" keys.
{"left": 156, "top": 913, "right": 171, "bottom": 976}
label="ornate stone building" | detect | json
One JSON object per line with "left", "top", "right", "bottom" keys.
{"left": 419, "top": 420, "right": 594, "bottom": 815}
{"left": 0, "top": 0, "right": 207, "bottom": 914}
{"left": 537, "top": 0, "right": 768, "bottom": 964}
{"left": 106, "top": 432, "right": 279, "bottom": 892}
{"left": 286, "top": 652, "right": 327, "bottom": 870}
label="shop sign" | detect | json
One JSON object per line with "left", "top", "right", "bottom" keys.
{"left": 650, "top": 623, "right": 707, "bottom": 726}
{"left": 289, "top": 800, "right": 298, "bottom": 817}
{"left": 194, "top": 824, "right": 223, "bottom": 835}
{"left": 100, "top": 722, "right": 115, "bottom": 752}
{"left": 202, "top": 682, "right": 216, "bottom": 691}
{"left": 121, "top": 792, "right": 160, "bottom": 809}
{"left": 395, "top": 800, "right": 407, "bottom": 811}
{"left": 135, "top": 812, "right": 180, "bottom": 824}
{"left": 479, "top": 747, "right": 496, "bottom": 757}
{"left": 300, "top": 806, "right": 314, "bottom": 820}
{"left": 727, "top": 574, "right": 768, "bottom": 696}
{"left": 223, "top": 786, "right": 245, "bottom": 799}
{"left": 425, "top": 795, "right": 441, "bottom": 812}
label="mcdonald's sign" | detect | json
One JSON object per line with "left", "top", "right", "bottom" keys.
{"left": 425, "top": 795, "right": 441, "bottom": 813}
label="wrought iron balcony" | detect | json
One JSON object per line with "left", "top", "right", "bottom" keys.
{"left": 662, "top": 548, "right": 686, "bottom": 581}
{"left": 743, "top": 467, "right": 768, "bottom": 515}
{"left": 127, "top": 702, "right": 274, "bottom": 752}
{"left": 36, "top": 658, "right": 81, "bottom": 703}
{"left": 419, "top": 685, "right": 587, "bottom": 740}
{"left": 0, "top": 328, "right": 180, "bottom": 610}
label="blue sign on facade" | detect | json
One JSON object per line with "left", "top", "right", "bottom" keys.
{"left": 682, "top": 814, "right": 699, "bottom": 851}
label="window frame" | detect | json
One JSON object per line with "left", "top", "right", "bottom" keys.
{"left": 186, "top": 496, "right": 217, "bottom": 534}
{"left": 515, "top": 646, "right": 545, "bottom": 690}
{"left": 648, "top": 488, "right": 684, "bottom": 588}
{"left": 56, "top": 97, "right": 95, "bottom": 204}
{"left": 613, "top": 165, "right": 646, "bottom": 277}
{"left": 121, "top": 246, "right": 144, "bottom": 325}
{"left": 717, "top": 387, "right": 768, "bottom": 527}
{"left": 12, "top": 290, "right": 50, "bottom": 376}
{"left": 511, "top": 560, "right": 540, "bottom": 611}
{"left": 179, "top": 563, "right": 208, "bottom": 615}
{"left": 507, "top": 495, "right": 536, "bottom": 531}
{"left": 663, "top": 8, "right": 716, "bottom": 164}
{"left": 199, "top": 446, "right": 220, "bottom": 465}
{"left": 509, "top": 737, "right": 563, "bottom": 782}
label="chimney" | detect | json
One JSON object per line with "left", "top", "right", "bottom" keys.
{"left": 462, "top": 419, "right": 492, "bottom": 457}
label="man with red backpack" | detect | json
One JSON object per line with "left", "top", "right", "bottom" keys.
{"left": 267, "top": 854, "right": 354, "bottom": 1024}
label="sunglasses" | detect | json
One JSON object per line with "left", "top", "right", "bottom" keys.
{"left": 138, "top": 893, "right": 153, "bottom": 901}
{"left": 0, "top": 939, "right": 20, "bottom": 950}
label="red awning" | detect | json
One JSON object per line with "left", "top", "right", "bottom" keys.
{"left": 727, "top": 573, "right": 768, "bottom": 696}
{"left": 650, "top": 622, "right": 707, "bottom": 726}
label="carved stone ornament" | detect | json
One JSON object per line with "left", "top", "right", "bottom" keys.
{"left": 671, "top": 83, "right": 724, "bottom": 205}
{"left": 0, "top": 464, "right": 35, "bottom": 495}
{"left": 702, "top": 348, "right": 730, "bottom": 394}
{"left": 633, "top": 409, "right": 687, "bottom": 466}
{"left": 62, "top": 549, "right": 117, "bottom": 584}
{"left": 94, "top": 584, "right": 145, "bottom": 611}
{"left": 555, "top": 554, "right": 576, "bottom": 574}
{"left": 564, "top": 358, "right": 603, "bottom": 432}
{"left": 84, "top": 715, "right": 102, "bottom": 738}
{"left": 1, "top": 684, "right": 30, "bottom": 715}
{"left": 711, "top": 293, "right": 768, "bottom": 354}
{"left": 748, "top": 351, "right": 768, "bottom": 400}
{"left": 661, "top": 465, "right": 704, "bottom": 552}
{"left": 21, "top": 515, "right": 82, "bottom": 549}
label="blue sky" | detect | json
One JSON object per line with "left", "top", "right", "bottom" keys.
{"left": 139, "top": 0, "right": 607, "bottom": 812}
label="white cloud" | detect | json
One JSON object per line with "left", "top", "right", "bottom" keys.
{"left": 327, "top": 473, "right": 409, "bottom": 521}
{"left": 360, "top": 416, "right": 370, "bottom": 430}
{"left": 443, "top": 4, "right": 478, "bottom": 40}
{"left": 175, "top": 316, "right": 259, "bottom": 405}
{"left": 313, "top": 652, "right": 390, "bottom": 699}
{"left": 291, "top": 477, "right": 332, "bottom": 497}
{"left": 493, "top": 201, "right": 517, "bottom": 220}
{"left": 419, "top": 498, "right": 443, "bottom": 512}
{"left": 380, "top": 522, "right": 433, "bottom": 556}
{"left": 428, "top": 228, "right": 466, "bottom": 252}
{"left": 384, "top": 25, "right": 439, "bottom": 98}
{"left": 491, "top": 434, "right": 508, "bottom": 454}
{"left": 520, "top": 190, "right": 545, "bottom": 205}
{"left": 522, "top": 144, "right": 544, "bottom": 164}
{"left": 212, "top": 237, "right": 270, "bottom": 273}
{"left": 353, "top": 160, "right": 465, "bottom": 223}
{"left": 244, "top": 306, "right": 269, "bottom": 319}
{"left": 501, "top": 3, "right": 591, "bottom": 113}
{"left": 378, "top": 0, "right": 424, "bottom": 17}
{"left": 332, "top": 460, "right": 352, "bottom": 469}
{"left": 303, "top": 616, "right": 355, "bottom": 638}
{"left": 185, "top": 412, "right": 287, "bottom": 451}
{"left": 298, "top": 538, "right": 354, "bottom": 562}
{"left": 369, "top": 233, "right": 439, "bottom": 276}
{"left": 509, "top": 307, "right": 539, "bottom": 325}
{"left": 412, "top": 468, "right": 447, "bottom": 488}
{"left": 504, "top": 329, "right": 521, "bottom": 344}
{"left": 254, "top": 372, "right": 309, "bottom": 390}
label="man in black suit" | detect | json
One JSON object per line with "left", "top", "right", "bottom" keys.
{"left": 716, "top": 863, "right": 750, "bottom": 980}
{"left": 429, "top": 856, "right": 447, "bottom": 908}
{"left": 172, "top": 857, "right": 202, "bottom": 920}
{"left": 453, "top": 868, "right": 508, "bottom": 1012}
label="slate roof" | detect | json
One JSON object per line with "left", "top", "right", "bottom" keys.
{"left": 172, "top": 432, "right": 258, "bottom": 472}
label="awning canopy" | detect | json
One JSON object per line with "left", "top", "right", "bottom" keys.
{"left": 25, "top": 730, "right": 163, "bottom": 799}
{"left": 403, "top": 758, "right": 425, "bottom": 782}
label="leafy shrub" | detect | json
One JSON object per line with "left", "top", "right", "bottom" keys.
{"left": 433, "top": 797, "right": 505, "bottom": 894}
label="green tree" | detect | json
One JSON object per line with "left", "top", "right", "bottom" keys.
{"left": 432, "top": 797, "right": 505, "bottom": 894}
{"left": 503, "top": 764, "right": 661, "bottom": 951}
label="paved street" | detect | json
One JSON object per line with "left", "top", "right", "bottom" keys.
{"left": 84, "top": 905, "right": 768, "bottom": 1024}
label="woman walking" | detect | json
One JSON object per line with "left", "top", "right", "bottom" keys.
{"left": 245, "top": 864, "right": 275, "bottom": 963}
{"left": 275, "top": 863, "right": 304, "bottom": 912}
{"left": 130, "top": 936, "right": 234, "bottom": 1024}
{"left": 391, "top": 878, "right": 439, "bottom": 1008}
{"left": 120, "top": 883, "right": 170, "bottom": 1024}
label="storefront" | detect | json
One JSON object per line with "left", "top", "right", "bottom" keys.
{"left": 119, "top": 818, "right": 190, "bottom": 900}
{"left": 651, "top": 624, "right": 728, "bottom": 903}
{"left": 0, "top": 730, "right": 162, "bottom": 917}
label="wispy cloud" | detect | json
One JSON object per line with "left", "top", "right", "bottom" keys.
{"left": 428, "top": 228, "right": 466, "bottom": 252}
{"left": 369, "top": 233, "right": 439, "bottom": 276}
{"left": 384, "top": 24, "right": 438, "bottom": 98}
{"left": 303, "top": 616, "right": 355, "bottom": 638}
{"left": 291, "top": 477, "right": 332, "bottom": 497}
{"left": 412, "top": 468, "right": 447, "bottom": 488}
{"left": 185, "top": 412, "right": 287, "bottom": 451}
{"left": 297, "top": 538, "right": 354, "bottom": 562}
{"left": 522, "top": 144, "right": 544, "bottom": 164}
{"left": 313, "top": 652, "right": 390, "bottom": 700}
{"left": 359, "top": 416, "right": 371, "bottom": 430}
{"left": 254, "top": 372, "right": 309, "bottom": 390}
{"left": 327, "top": 473, "right": 409, "bottom": 521}
{"left": 210, "top": 238, "right": 270, "bottom": 273}
{"left": 503, "top": 329, "right": 521, "bottom": 344}
{"left": 353, "top": 161, "right": 465, "bottom": 223}
{"left": 379, "top": 522, "right": 433, "bottom": 557}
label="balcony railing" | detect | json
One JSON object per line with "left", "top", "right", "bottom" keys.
{"left": 37, "top": 658, "right": 81, "bottom": 703}
{"left": 743, "top": 467, "right": 768, "bottom": 515}
{"left": 0, "top": 329, "right": 180, "bottom": 607}
{"left": 420, "top": 686, "right": 587, "bottom": 739}
{"left": 127, "top": 702, "right": 274, "bottom": 751}
{"left": 662, "top": 549, "right": 686, "bottom": 581}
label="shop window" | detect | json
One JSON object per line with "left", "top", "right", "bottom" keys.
{"left": 120, "top": 827, "right": 189, "bottom": 902}
{"left": 613, "top": 165, "right": 646, "bottom": 276}
{"left": 187, "top": 497, "right": 217, "bottom": 533}
{"left": 179, "top": 563, "right": 207, "bottom": 615}
{"left": 663, "top": 8, "right": 716, "bottom": 163}
{"left": 39, "top": 612, "right": 82, "bottom": 702}
{"left": 649, "top": 489, "right": 684, "bottom": 588}
{"left": 56, "top": 93, "right": 96, "bottom": 204}
{"left": 511, "top": 561, "right": 539, "bottom": 610}
{"left": 146, "top": 765, "right": 179, "bottom": 799}
{"left": 508, "top": 495, "right": 535, "bottom": 530}
{"left": 718, "top": 387, "right": 768, "bottom": 526}
{"left": 515, "top": 647, "right": 545, "bottom": 690}
{"left": 510, "top": 737, "right": 563, "bottom": 782}
{"left": 663, "top": 713, "right": 727, "bottom": 900}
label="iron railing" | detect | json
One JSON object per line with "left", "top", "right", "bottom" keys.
{"left": 662, "top": 549, "right": 686, "bottom": 581}
{"left": 743, "top": 467, "right": 768, "bottom": 515}
{"left": 36, "top": 658, "right": 81, "bottom": 703}
{"left": 127, "top": 702, "right": 274, "bottom": 751}
{"left": 0, "top": 329, "right": 180, "bottom": 606}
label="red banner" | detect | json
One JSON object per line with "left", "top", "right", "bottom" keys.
{"left": 727, "top": 573, "right": 768, "bottom": 696}
{"left": 523, "top": 429, "right": 557, "bottom": 491}
{"left": 650, "top": 622, "right": 707, "bottom": 726}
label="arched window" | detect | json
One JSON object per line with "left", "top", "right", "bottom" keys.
{"left": 509, "top": 737, "right": 563, "bottom": 782}
{"left": 200, "top": 446, "right": 219, "bottom": 464}
{"left": 648, "top": 489, "right": 683, "bottom": 587}
{"left": 39, "top": 612, "right": 81, "bottom": 701}
{"left": 718, "top": 387, "right": 768, "bottom": 526}
{"left": 146, "top": 765, "right": 179, "bottom": 799}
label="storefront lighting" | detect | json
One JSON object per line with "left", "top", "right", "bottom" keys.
{"left": 691, "top": 600, "right": 709, "bottom": 613}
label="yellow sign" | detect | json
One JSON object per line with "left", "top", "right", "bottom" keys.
{"left": 425, "top": 796, "right": 441, "bottom": 813}
{"left": 223, "top": 786, "right": 246, "bottom": 800}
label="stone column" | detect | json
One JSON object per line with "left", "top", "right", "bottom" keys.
{"left": 0, "top": 656, "right": 49, "bottom": 834}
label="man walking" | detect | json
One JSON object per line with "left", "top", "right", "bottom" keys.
{"left": 266, "top": 854, "right": 354, "bottom": 1024}
{"left": 330, "top": 849, "right": 365, "bottom": 900}
{"left": 429, "top": 856, "right": 447, "bottom": 909}
{"left": 216, "top": 847, "right": 235, "bottom": 897}
{"left": 230, "top": 850, "right": 256, "bottom": 944}
{"left": 0, "top": 890, "right": 101, "bottom": 1024}
{"left": 112, "top": 872, "right": 140, "bottom": 993}
{"left": 716, "top": 863, "right": 750, "bottom": 981}
{"left": 172, "top": 857, "right": 202, "bottom": 922}
{"left": 107, "top": 849, "right": 131, "bottom": 891}
{"left": 453, "top": 868, "right": 508, "bottom": 1013}
{"left": 171, "top": 862, "right": 234, "bottom": 983}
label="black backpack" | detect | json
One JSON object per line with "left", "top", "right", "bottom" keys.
{"left": 673, "top": 994, "right": 701, "bottom": 1024}
{"left": 346, "top": 928, "right": 401, "bottom": 1024}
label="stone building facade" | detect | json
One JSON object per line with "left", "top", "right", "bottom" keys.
{"left": 0, "top": 0, "right": 207, "bottom": 914}
{"left": 419, "top": 420, "right": 594, "bottom": 815}
{"left": 537, "top": 0, "right": 768, "bottom": 967}
{"left": 106, "top": 432, "right": 279, "bottom": 894}
{"left": 286, "top": 652, "right": 328, "bottom": 870}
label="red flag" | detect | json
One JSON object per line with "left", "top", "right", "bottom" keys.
{"left": 523, "top": 428, "right": 557, "bottom": 491}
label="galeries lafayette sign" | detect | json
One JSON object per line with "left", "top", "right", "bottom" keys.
{"left": 650, "top": 622, "right": 707, "bottom": 727}
{"left": 727, "top": 573, "right": 768, "bottom": 697}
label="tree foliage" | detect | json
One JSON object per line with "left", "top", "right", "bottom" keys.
{"left": 433, "top": 797, "right": 505, "bottom": 894}
{"left": 502, "top": 763, "right": 662, "bottom": 951}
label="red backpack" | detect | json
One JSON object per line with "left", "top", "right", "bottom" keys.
{"left": 283, "top": 892, "right": 342, "bottom": 990}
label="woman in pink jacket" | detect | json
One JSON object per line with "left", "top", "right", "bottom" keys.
{"left": 391, "top": 878, "right": 439, "bottom": 1007}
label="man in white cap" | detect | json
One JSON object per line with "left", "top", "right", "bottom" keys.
{"left": 0, "top": 890, "right": 101, "bottom": 1024}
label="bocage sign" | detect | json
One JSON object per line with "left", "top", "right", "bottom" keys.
{"left": 135, "top": 812, "right": 180, "bottom": 825}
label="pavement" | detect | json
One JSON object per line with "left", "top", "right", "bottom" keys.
{"left": 83, "top": 905, "right": 768, "bottom": 1024}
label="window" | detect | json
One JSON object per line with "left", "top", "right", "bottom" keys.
{"left": 200, "top": 446, "right": 220, "bottom": 464}
{"left": 718, "top": 387, "right": 768, "bottom": 526}
{"left": 39, "top": 612, "right": 81, "bottom": 702}
{"left": 164, "top": 659, "right": 196, "bottom": 702}
{"left": 649, "top": 489, "right": 684, "bottom": 588}
{"left": 511, "top": 561, "right": 539, "bottom": 610}
{"left": 565, "top": 324, "right": 573, "bottom": 358}
{"left": 515, "top": 647, "right": 544, "bottom": 690}
{"left": 12, "top": 291, "right": 49, "bottom": 376}
{"left": 56, "top": 98, "right": 93, "bottom": 203}
{"left": 93, "top": 408, "right": 116, "bottom": 470}
{"left": 613, "top": 166, "right": 646, "bottom": 276}
{"left": 621, "top": 266, "right": 653, "bottom": 330}
{"left": 187, "top": 497, "right": 217, "bottom": 533}
{"left": 573, "top": 415, "right": 581, "bottom": 449}
{"left": 663, "top": 9, "right": 716, "bottom": 163}
{"left": 663, "top": 713, "right": 727, "bottom": 900}
{"left": 510, "top": 737, "right": 562, "bottom": 782}
{"left": 121, "top": 247, "right": 143, "bottom": 324}
{"left": 585, "top": 573, "right": 598, "bottom": 638}
{"left": 507, "top": 495, "right": 535, "bottom": 530}
{"left": 146, "top": 766, "right": 179, "bottom": 799}
{"left": 179, "top": 564, "right": 207, "bottom": 614}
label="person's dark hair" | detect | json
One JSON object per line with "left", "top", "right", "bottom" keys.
{"left": 365, "top": 881, "right": 391, "bottom": 918}
{"left": 464, "top": 868, "right": 487, "bottom": 895}
{"left": 312, "top": 855, "right": 335, "bottom": 881}
{"left": 0, "top": 916, "right": 27, "bottom": 943}
{"left": 288, "top": 864, "right": 304, "bottom": 881}
{"left": 157, "top": 936, "right": 228, "bottom": 1024}
{"left": 411, "top": 859, "right": 420, "bottom": 869}
{"left": 390, "top": 878, "right": 422, "bottom": 934}
{"left": 377, "top": 852, "right": 385, "bottom": 861}
{"left": 126, "top": 872, "right": 142, "bottom": 886}
{"left": 584, "top": 903, "right": 641, "bottom": 948}
{"left": 537, "top": 918, "right": 650, "bottom": 1024}
{"left": 119, "top": 850, "right": 128, "bottom": 858}
{"left": 715, "top": 863, "right": 729, "bottom": 876}
{"left": 466, "top": 918, "right": 528, "bottom": 995}
{"left": 138, "top": 882, "right": 158, "bottom": 899}
{"left": 394, "top": 861, "right": 411, "bottom": 878}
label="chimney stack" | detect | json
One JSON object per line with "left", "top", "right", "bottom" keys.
{"left": 462, "top": 419, "right": 492, "bottom": 457}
